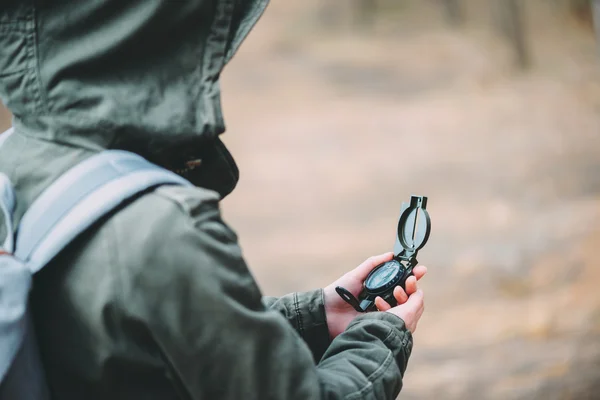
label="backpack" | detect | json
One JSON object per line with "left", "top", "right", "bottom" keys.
{"left": 0, "top": 127, "right": 192, "bottom": 399}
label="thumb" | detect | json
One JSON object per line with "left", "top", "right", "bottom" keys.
{"left": 375, "top": 296, "right": 392, "bottom": 311}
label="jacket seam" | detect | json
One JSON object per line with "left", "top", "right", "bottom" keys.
{"left": 345, "top": 351, "right": 395, "bottom": 400}
{"left": 129, "top": 190, "right": 221, "bottom": 400}
{"left": 153, "top": 187, "right": 220, "bottom": 221}
{"left": 106, "top": 216, "right": 128, "bottom": 355}
{"left": 108, "top": 212, "right": 126, "bottom": 317}
{"left": 224, "top": 0, "right": 270, "bottom": 63}
{"left": 150, "top": 334, "right": 194, "bottom": 400}
{"left": 10, "top": 132, "right": 30, "bottom": 228}
{"left": 0, "top": 24, "right": 27, "bottom": 32}
{"left": 24, "top": 4, "right": 43, "bottom": 113}
{"left": 382, "top": 324, "right": 406, "bottom": 348}
{"left": 124, "top": 192, "right": 201, "bottom": 400}
{"left": 381, "top": 321, "right": 412, "bottom": 361}
{"left": 31, "top": 4, "right": 48, "bottom": 113}
{"left": 381, "top": 326, "right": 399, "bottom": 346}
{"left": 0, "top": 67, "right": 37, "bottom": 79}
{"left": 293, "top": 292, "right": 305, "bottom": 337}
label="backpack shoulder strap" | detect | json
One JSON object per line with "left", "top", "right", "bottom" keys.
{"left": 0, "top": 127, "right": 14, "bottom": 149}
{"left": 15, "top": 150, "right": 191, "bottom": 272}
{"left": 0, "top": 174, "right": 16, "bottom": 253}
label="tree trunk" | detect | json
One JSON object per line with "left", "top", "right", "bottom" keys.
{"left": 443, "top": 0, "right": 464, "bottom": 26}
{"left": 491, "top": 0, "right": 531, "bottom": 69}
{"left": 354, "top": 0, "right": 377, "bottom": 27}
{"left": 592, "top": 0, "right": 600, "bottom": 55}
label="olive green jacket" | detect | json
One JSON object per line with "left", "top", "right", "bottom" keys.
{"left": 0, "top": 1, "right": 414, "bottom": 399}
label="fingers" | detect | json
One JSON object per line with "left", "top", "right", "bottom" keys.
{"left": 403, "top": 265, "right": 426, "bottom": 298}
{"left": 379, "top": 274, "right": 420, "bottom": 310}
{"left": 393, "top": 286, "right": 408, "bottom": 304}
{"left": 406, "top": 289, "right": 425, "bottom": 321}
{"left": 407, "top": 290, "right": 425, "bottom": 332}
{"left": 375, "top": 296, "right": 391, "bottom": 311}
{"left": 377, "top": 265, "right": 425, "bottom": 309}
{"left": 406, "top": 289, "right": 424, "bottom": 308}
{"left": 404, "top": 275, "right": 418, "bottom": 296}
{"left": 376, "top": 286, "right": 411, "bottom": 311}
{"left": 388, "top": 289, "right": 425, "bottom": 333}
{"left": 412, "top": 265, "right": 427, "bottom": 281}
{"left": 355, "top": 252, "right": 394, "bottom": 279}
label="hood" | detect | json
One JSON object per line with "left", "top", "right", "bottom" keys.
{"left": 0, "top": 0, "right": 269, "bottom": 197}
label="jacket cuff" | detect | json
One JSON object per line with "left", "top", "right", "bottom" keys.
{"left": 263, "top": 289, "right": 330, "bottom": 362}
{"left": 293, "top": 289, "right": 331, "bottom": 362}
{"left": 349, "top": 312, "right": 413, "bottom": 373}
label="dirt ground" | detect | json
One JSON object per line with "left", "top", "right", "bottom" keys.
{"left": 1, "top": 1, "right": 599, "bottom": 399}
{"left": 219, "top": 2, "right": 600, "bottom": 399}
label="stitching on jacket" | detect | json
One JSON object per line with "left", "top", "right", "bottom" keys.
{"left": 224, "top": 0, "right": 269, "bottom": 63}
{"left": 0, "top": 23, "right": 28, "bottom": 32}
{"left": 381, "top": 326, "right": 398, "bottom": 346}
{"left": 24, "top": 4, "right": 43, "bottom": 113}
{"left": 120, "top": 190, "right": 208, "bottom": 400}
{"left": 199, "top": 0, "right": 234, "bottom": 133}
{"left": 0, "top": 68, "right": 35, "bottom": 79}
{"left": 293, "top": 292, "right": 305, "bottom": 337}
{"left": 154, "top": 186, "right": 220, "bottom": 217}
{"left": 384, "top": 327, "right": 412, "bottom": 377}
{"left": 382, "top": 324, "right": 405, "bottom": 347}
{"left": 0, "top": 4, "right": 42, "bottom": 114}
{"left": 345, "top": 352, "right": 394, "bottom": 400}
{"left": 108, "top": 208, "right": 128, "bottom": 323}
{"left": 30, "top": 4, "right": 47, "bottom": 113}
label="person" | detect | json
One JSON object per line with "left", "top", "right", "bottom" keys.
{"left": 0, "top": 1, "right": 427, "bottom": 399}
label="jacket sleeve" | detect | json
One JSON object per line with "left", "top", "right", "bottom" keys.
{"left": 122, "top": 187, "right": 413, "bottom": 400}
{"left": 263, "top": 291, "right": 331, "bottom": 362}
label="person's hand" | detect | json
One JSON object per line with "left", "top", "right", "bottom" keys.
{"left": 323, "top": 252, "right": 427, "bottom": 339}
{"left": 374, "top": 286, "right": 425, "bottom": 333}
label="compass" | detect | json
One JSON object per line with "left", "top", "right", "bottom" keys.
{"left": 335, "top": 195, "right": 431, "bottom": 312}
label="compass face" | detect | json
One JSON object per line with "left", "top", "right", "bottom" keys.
{"left": 365, "top": 260, "right": 402, "bottom": 291}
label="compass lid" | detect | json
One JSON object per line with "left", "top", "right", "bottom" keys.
{"left": 395, "top": 195, "right": 431, "bottom": 258}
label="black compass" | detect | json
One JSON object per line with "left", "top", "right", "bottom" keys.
{"left": 335, "top": 195, "right": 431, "bottom": 312}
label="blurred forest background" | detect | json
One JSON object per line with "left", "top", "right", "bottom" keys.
{"left": 2, "top": 0, "right": 600, "bottom": 399}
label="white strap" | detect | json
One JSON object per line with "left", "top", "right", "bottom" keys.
{"left": 15, "top": 150, "right": 191, "bottom": 272}
{"left": 0, "top": 127, "right": 16, "bottom": 252}
{"left": 0, "top": 127, "right": 14, "bottom": 149}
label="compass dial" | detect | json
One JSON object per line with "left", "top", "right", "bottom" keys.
{"left": 365, "top": 260, "right": 403, "bottom": 291}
